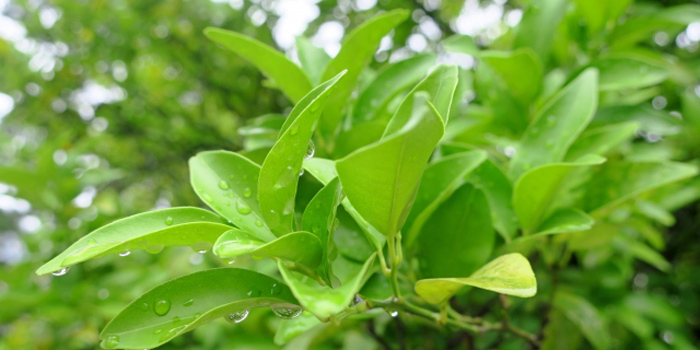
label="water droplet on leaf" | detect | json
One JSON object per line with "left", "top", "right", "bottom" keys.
{"left": 154, "top": 299, "right": 171, "bottom": 316}
{"left": 104, "top": 335, "right": 120, "bottom": 348}
{"left": 236, "top": 200, "right": 251, "bottom": 215}
{"left": 242, "top": 188, "right": 252, "bottom": 198}
{"left": 52, "top": 268, "right": 69, "bottom": 276}
{"left": 218, "top": 180, "right": 229, "bottom": 190}
{"left": 270, "top": 304, "right": 302, "bottom": 319}
{"left": 304, "top": 140, "right": 315, "bottom": 160}
{"left": 145, "top": 245, "right": 164, "bottom": 254}
{"left": 226, "top": 309, "right": 249, "bottom": 323}
{"left": 270, "top": 283, "right": 282, "bottom": 295}
{"left": 165, "top": 217, "right": 174, "bottom": 225}
{"left": 183, "top": 299, "right": 194, "bottom": 307}
{"left": 119, "top": 250, "right": 131, "bottom": 257}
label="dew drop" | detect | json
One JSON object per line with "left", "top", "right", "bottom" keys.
{"left": 140, "top": 302, "right": 149, "bottom": 311}
{"left": 119, "top": 250, "right": 131, "bottom": 257}
{"left": 247, "top": 289, "right": 261, "bottom": 297}
{"left": 145, "top": 245, "right": 165, "bottom": 254}
{"left": 87, "top": 239, "right": 97, "bottom": 245}
{"left": 290, "top": 126, "right": 299, "bottom": 135}
{"left": 226, "top": 309, "right": 249, "bottom": 323}
{"left": 154, "top": 299, "right": 171, "bottom": 316}
{"left": 389, "top": 310, "right": 399, "bottom": 317}
{"left": 299, "top": 168, "right": 305, "bottom": 176}
{"left": 236, "top": 200, "right": 252, "bottom": 215}
{"left": 218, "top": 180, "right": 230, "bottom": 190}
{"left": 242, "top": 187, "right": 252, "bottom": 198}
{"left": 154, "top": 329, "right": 162, "bottom": 335}
{"left": 304, "top": 140, "right": 315, "bottom": 160}
{"left": 165, "top": 216, "right": 174, "bottom": 225}
{"left": 203, "top": 193, "right": 212, "bottom": 202}
{"left": 270, "top": 283, "right": 282, "bottom": 295}
{"left": 183, "top": 299, "right": 194, "bottom": 307}
{"left": 270, "top": 304, "right": 302, "bottom": 319}
{"left": 52, "top": 268, "right": 69, "bottom": 276}
{"left": 104, "top": 335, "right": 120, "bottom": 348}
{"left": 255, "top": 220, "right": 263, "bottom": 227}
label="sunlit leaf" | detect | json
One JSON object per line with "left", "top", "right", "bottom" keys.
{"left": 213, "top": 229, "right": 322, "bottom": 269}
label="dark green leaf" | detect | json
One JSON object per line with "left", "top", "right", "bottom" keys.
{"left": 554, "top": 292, "right": 610, "bottom": 350}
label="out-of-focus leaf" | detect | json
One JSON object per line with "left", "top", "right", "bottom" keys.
{"left": 480, "top": 49, "right": 542, "bottom": 105}
{"left": 36, "top": 207, "right": 227, "bottom": 275}
{"left": 590, "top": 56, "right": 668, "bottom": 91}
{"left": 99, "top": 268, "right": 298, "bottom": 349}
{"left": 415, "top": 253, "right": 537, "bottom": 304}
{"left": 258, "top": 71, "right": 346, "bottom": 235}
{"left": 295, "top": 36, "right": 330, "bottom": 85}
{"left": 336, "top": 94, "right": 444, "bottom": 236}
{"left": 333, "top": 121, "right": 386, "bottom": 158}
{"left": 442, "top": 34, "right": 479, "bottom": 55}
{"left": 189, "top": 151, "right": 275, "bottom": 241}
{"left": 533, "top": 208, "right": 594, "bottom": 236}
{"left": 213, "top": 229, "right": 322, "bottom": 269}
{"left": 404, "top": 150, "right": 487, "bottom": 247}
{"left": 554, "top": 291, "right": 610, "bottom": 350}
{"left": 565, "top": 122, "right": 639, "bottom": 161}
{"left": 510, "top": 69, "right": 599, "bottom": 178}
{"left": 319, "top": 10, "right": 409, "bottom": 139}
{"left": 274, "top": 312, "right": 322, "bottom": 345}
{"left": 468, "top": 160, "right": 519, "bottom": 240}
{"left": 513, "top": 0, "right": 568, "bottom": 60}
{"left": 204, "top": 28, "right": 312, "bottom": 103}
{"left": 541, "top": 309, "right": 584, "bottom": 350}
{"left": 591, "top": 105, "right": 681, "bottom": 136}
{"left": 514, "top": 154, "right": 606, "bottom": 234}
{"left": 416, "top": 184, "right": 494, "bottom": 278}
{"left": 277, "top": 254, "right": 375, "bottom": 319}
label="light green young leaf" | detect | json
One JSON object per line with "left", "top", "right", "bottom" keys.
{"left": 99, "top": 268, "right": 298, "bottom": 349}
{"left": 259, "top": 71, "right": 346, "bottom": 235}
{"left": 509, "top": 68, "right": 599, "bottom": 179}
{"left": 36, "top": 207, "right": 227, "bottom": 276}
{"left": 469, "top": 160, "right": 519, "bottom": 240}
{"left": 383, "top": 64, "right": 459, "bottom": 135}
{"left": 479, "top": 49, "right": 543, "bottom": 105}
{"left": 591, "top": 55, "right": 668, "bottom": 91}
{"left": 554, "top": 292, "right": 610, "bottom": 350}
{"left": 213, "top": 229, "right": 322, "bottom": 269}
{"left": 565, "top": 122, "right": 639, "bottom": 161}
{"left": 442, "top": 34, "right": 479, "bottom": 55}
{"left": 319, "top": 9, "right": 409, "bottom": 139}
{"left": 534, "top": 208, "right": 595, "bottom": 236}
{"left": 513, "top": 154, "right": 606, "bottom": 234}
{"left": 301, "top": 177, "right": 344, "bottom": 284}
{"left": 353, "top": 54, "right": 436, "bottom": 124}
{"left": 303, "top": 158, "right": 385, "bottom": 254}
{"left": 415, "top": 253, "right": 537, "bottom": 305}
{"left": 204, "top": 28, "right": 312, "bottom": 103}
{"left": 581, "top": 161, "right": 699, "bottom": 218}
{"left": 416, "top": 184, "right": 494, "bottom": 278}
{"left": 404, "top": 150, "right": 487, "bottom": 247}
{"left": 336, "top": 95, "right": 445, "bottom": 237}
{"left": 189, "top": 151, "right": 275, "bottom": 242}
{"left": 513, "top": 0, "right": 568, "bottom": 60}
{"left": 277, "top": 254, "right": 375, "bottom": 319}
{"left": 295, "top": 36, "right": 330, "bottom": 85}
{"left": 333, "top": 121, "right": 386, "bottom": 158}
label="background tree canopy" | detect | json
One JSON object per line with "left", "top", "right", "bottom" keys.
{"left": 1, "top": 0, "right": 699, "bottom": 349}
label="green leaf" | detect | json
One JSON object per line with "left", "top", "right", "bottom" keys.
{"left": 258, "top": 71, "right": 346, "bottom": 235}
{"left": 383, "top": 64, "right": 459, "bottom": 135}
{"left": 616, "top": 236, "right": 671, "bottom": 272}
{"left": 333, "top": 121, "right": 386, "bottom": 158}
{"left": 534, "top": 208, "right": 594, "bottom": 235}
{"left": 415, "top": 253, "right": 537, "bottom": 305}
{"left": 301, "top": 177, "right": 344, "bottom": 284}
{"left": 513, "top": 154, "right": 606, "bottom": 234}
{"left": 277, "top": 254, "right": 375, "bottom": 319}
{"left": 404, "top": 150, "right": 487, "bottom": 246}
{"left": 565, "top": 122, "right": 639, "bottom": 161}
{"left": 590, "top": 55, "right": 668, "bottom": 91}
{"left": 509, "top": 68, "right": 599, "bottom": 178}
{"left": 591, "top": 105, "right": 681, "bottom": 136}
{"left": 36, "top": 207, "right": 227, "bottom": 276}
{"left": 99, "top": 268, "right": 298, "bottom": 349}
{"left": 554, "top": 292, "right": 610, "bottom": 350}
{"left": 416, "top": 183, "right": 494, "bottom": 278}
{"left": 479, "top": 49, "right": 543, "bottom": 105}
{"left": 295, "top": 36, "right": 330, "bottom": 85}
{"left": 513, "top": 0, "right": 568, "bottom": 60}
{"left": 468, "top": 160, "right": 519, "bottom": 240}
{"left": 204, "top": 27, "right": 312, "bottom": 103}
{"left": 189, "top": 151, "right": 275, "bottom": 241}
{"left": 353, "top": 54, "right": 436, "bottom": 124}
{"left": 274, "top": 312, "right": 322, "bottom": 345}
{"left": 319, "top": 9, "right": 409, "bottom": 139}
{"left": 303, "top": 157, "right": 385, "bottom": 254}
{"left": 336, "top": 94, "right": 445, "bottom": 237}
{"left": 213, "top": 229, "right": 322, "bottom": 269}
{"left": 442, "top": 34, "right": 479, "bottom": 55}
{"left": 581, "top": 161, "right": 699, "bottom": 218}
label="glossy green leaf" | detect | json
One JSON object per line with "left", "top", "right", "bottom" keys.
{"left": 336, "top": 95, "right": 445, "bottom": 237}
{"left": 319, "top": 9, "right": 409, "bottom": 138}
{"left": 591, "top": 56, "right": 668, "bottom": 91}
{"left": 36, "top": 207, "right": 227, "bottom": 276}
{"left": 189, "top": 151, "right": 275, "bottom": 241}
{"left": 582, "top": 161, "right": 699, "bottom": 218}
{"left": 534, "top": 208, "right": 594, "bottom": 235}
{"left": 404, "top": 150, "right": 487, "bottom": 246}
{"left": 415, "top": 253, "right": 537, "bottom": 305}
{"left": 258, "top": 71, "right": 346, "bottom": 235}
{"left": 468, "top": 160, "right": 519, "bottom": 240}
{"left": 509, "top": 68, "right": 599, "bottom": 178}
{"left": 554, "top": 292, "right": 610, "bottom": 350}
{"left": 479, "top": 49, "right": 542, "bottom": 105}
{"left": 213, "top": 229, "right": 322, "bottom": 269}
{"left": 353, "top": 54, "right": 436, "bottom": 124}
{"left": 513, "top": 0, "right": 567, "bottom": 59}
{"left": 204, "top": 28, "right": 312, "bottom": 103}
{"left": 383, "top": 64, "right": 458, "bottom": 135}
{"left": 295, "top": 36, "right": 330, "bottom": 85}
{"left": 565, "top": 122, "right": 639, "bottom": 161}
{"left": 416, "top": 184, "right": 494, "bottom": 278}
{"left": 99, "top": 268, "right": 298, "bottom": 349}
{"left": 301, "top": 177, "right": 344, "bottom": 284}
{"left": 303, "top": 158, "right": 385, "bottom": 253}
{"left": 513, "top": 154, "right": 606, "bottom": 234}
{"left": 278, "top": 254, "right": 375, "bottom": 319}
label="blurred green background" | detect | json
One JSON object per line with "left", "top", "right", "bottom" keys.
{"left": 0, "top": 0, "right": 699, "bottom": 349}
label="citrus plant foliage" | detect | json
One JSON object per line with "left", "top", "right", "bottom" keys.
{"left": 33, "top": 3, "right": 700, "bottom": 349}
